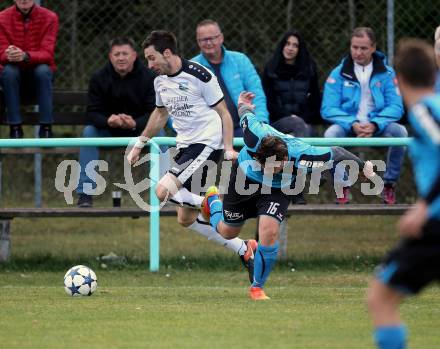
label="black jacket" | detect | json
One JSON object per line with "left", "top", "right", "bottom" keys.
{"left": 263, "top": 30, "right": 321, "bottom": 124}
{"left": 87, "top": 58, "right": 156, "bottom": 136}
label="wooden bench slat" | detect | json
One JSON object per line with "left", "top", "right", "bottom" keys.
{"left": 0, "top": 90, "right": 88, "bottom": 125}
{"left": 285, "top": 204, "right": 410, "bottom": 215}
{"left": 0, "top": 206, "right": 178, "bottom": 218}
{"left": 52, "top": 91, "right": 88, "bottom": 105}
{"left": 2, "top": 112, "right": 88, "bottom": 125}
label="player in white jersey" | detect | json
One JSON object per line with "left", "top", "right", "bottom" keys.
{"left": 127, "top": 30, "right": 257, "bottom": 281}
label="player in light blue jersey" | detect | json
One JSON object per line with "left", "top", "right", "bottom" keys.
{"left": 367, "top": 39, "right": 440, "bottom": 349}
{"left": 202, "top": 91, "right": 376, "bottom": 300}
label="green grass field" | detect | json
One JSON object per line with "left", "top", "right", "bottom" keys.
{"left": 1, "top": 216, "right": 439, "bottom": 348}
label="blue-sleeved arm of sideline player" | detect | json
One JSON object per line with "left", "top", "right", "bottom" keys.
{"left": 238, "top": 104, "right": 285, "bottom": 152}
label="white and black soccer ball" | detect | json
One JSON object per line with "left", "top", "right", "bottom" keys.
{"left": 63, "top": 265, "right": 97, "bottom": 296}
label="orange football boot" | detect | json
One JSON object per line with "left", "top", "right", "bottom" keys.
{"left": 249, "top": 286, "right": 270, "bottom": 300}
{"left": 200, "top": 186, "right": 220, "bottom": 221}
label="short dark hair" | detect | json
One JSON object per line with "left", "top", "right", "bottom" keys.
{"left": 196, "top": 19, "right": 221, "bottom": 32}
{"left": 394, "top": 38, "right": 436, "bottom": 88}
{"left": 351, "top": 27, "right": 376, "bottom": 45}
{"left": 108, "top": 37, "right": 136, "bottom": 52}
{"left": 254, "top": 136, "right": 288, "bottom": 164}
{"left": 142, "top": 30, "right": 178, "bottom": 54}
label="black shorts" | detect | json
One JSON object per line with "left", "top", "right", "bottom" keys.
{"left": 376, "top": 219, "right": 440, "bottom": 295}
{"left": 168, "top": 143, "right": 222, "bottom": 193}
{"left": 222, "top": 163, "right": 290, "bottom": 226}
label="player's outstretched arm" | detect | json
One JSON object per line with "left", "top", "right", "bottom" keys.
{"left": 143, "top": 107, "right": 169, "bottom": 139}
{"left": 237, "top": 91, "right": 256, "bottom": 118}
{"left": 127, "top": 107, "right": 169, "bottom": 165}
{"left": 213, "top": 101, "right": 237, "bottom": 160}
{"left": 237, "top": 91, "right": 282, "bottom": 150}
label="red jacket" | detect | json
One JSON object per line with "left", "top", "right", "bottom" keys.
{"left": 0, "top": 4, "right": 58, "bottom": 71}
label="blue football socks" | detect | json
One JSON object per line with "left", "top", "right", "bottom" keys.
{"left": 207, "top": 194, "right": 222, "bottom": 230}
{"left": 252, "top": 241, "right": 279, "bottom": 288}
{"left": 374, "top": 325, "right": 407, "bottom": 349}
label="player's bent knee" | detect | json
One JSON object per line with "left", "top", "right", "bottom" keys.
{"left": 177, "top": 215, "right": 196, "bottom": 227}
{"left": 366, "top": 285, "right": 380, "bottom": 312}
{"left": 221, "top": 230, "right": 239, "bottom": 239}
{"left": 218, "top": 222, "right": 241, "bottom": 239}
{"left": 155, "top": 185, "right": 169, "bottom": 203}
{"left": 258, "top": 224, "right": 279, "bottom": 245}
{"left": 366, "top": 279, "right": 391, "bottom": 313}
{"left": 177, "top": 208, "right": 198, "bottom": 227}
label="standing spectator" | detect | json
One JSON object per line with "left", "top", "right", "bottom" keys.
{"left": 76, "top": 37, "right": 157, "bottom": 208}
{"left": 191, "top": 19, "right": 269, "bottom": 136}
{"left": 367, "top": 38, "right": 440, "bottom": 349}
{"left": 262, "top": 29, "right": 321, "bottom": 137}
{"left": 0, "top": 0, "right": 58, "bottom": 138}
{"left": 321, "top": 27, "right": 406, "bottom": 204}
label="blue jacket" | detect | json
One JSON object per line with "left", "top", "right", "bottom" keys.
{"left": 408, "top": 95, "right": 440, "bottom": 219}
{"left": 191, "top": 47, "right": 269, "bottom": 123}
{"left": 321, "top": 51, "right": 404, "bottom": 134}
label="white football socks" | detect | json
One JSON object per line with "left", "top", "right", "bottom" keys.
{"left": 169, "top": 188, "right": 204, "bottom": 208}
{"left": 188, "top": 214, "right": 247, "bottom": 255}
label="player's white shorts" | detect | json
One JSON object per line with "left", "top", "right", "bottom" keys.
{"left": 168, "top": 143, "right": 223, "bottom": 192}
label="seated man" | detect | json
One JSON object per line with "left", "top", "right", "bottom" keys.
{"left": 202, "top": 91, "right": 376, "bottom": 300}
{"left": 321, "top": 27, "right": 407, "bottom": 204}
{"left": 0, "top": 0, "right": 59, "bottom": 138}
{"left": 77, "top": 37, "right": 156, "bottom": 207}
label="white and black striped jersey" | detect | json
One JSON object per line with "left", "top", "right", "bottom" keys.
{"left": 154, "top": 59, "right": 224, "bottom": 149}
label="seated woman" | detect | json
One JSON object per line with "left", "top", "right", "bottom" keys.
{"left": 263, "top": 30, "right": 321, "bottom": 138}
{"left": 263, "top": 30, "right": 322, "bottom": 204}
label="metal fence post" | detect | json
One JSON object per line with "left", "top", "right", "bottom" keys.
{"left": 0, "top": 220, "right": 11, "bottom": 262}
{"left": 387, "top": 0, "right": 395, "bottom": 64}
{"left": 34, "top": 126, "right": 42, "bottom": 208}
{"left": 34, "top": 0, "right": 43, "bottom": 208}
{"left": 149, "top": 140, "right": 160, "bottom": 272}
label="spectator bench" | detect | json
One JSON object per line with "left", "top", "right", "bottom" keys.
{"left": 0, "top": 204, "right": 412, "bottom": 262}
{"left": 0, "top": 90, "right": 88, "bottom": 126}
{"left": 0, "top": 89, "right": 88, "bottom": 151}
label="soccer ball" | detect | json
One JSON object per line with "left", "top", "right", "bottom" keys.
{"left": 63, "top": 265, "right": 97, "bottom": 296}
